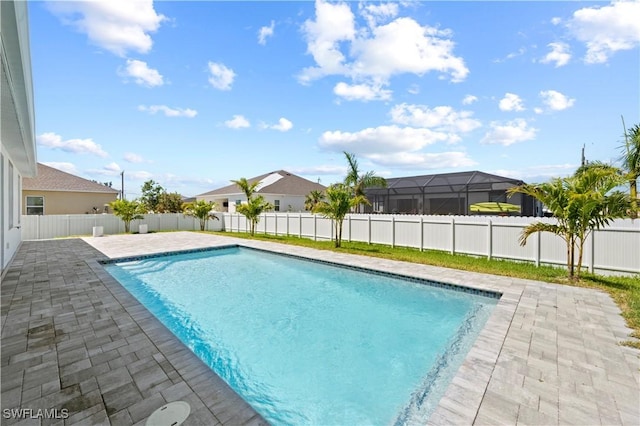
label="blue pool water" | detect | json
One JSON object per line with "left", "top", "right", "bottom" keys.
{"left": 104, "top": 246, "right": 498, "bottom": 425}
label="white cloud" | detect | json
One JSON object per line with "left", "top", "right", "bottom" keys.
{"left": 119, "top": 59, "right": 164, "bottom": 87}
{"left": 127, "top": 170, "right": 154, "bottom": 180}
{"left": 407, "top": 85, "right": 420, "bottom": 95}
{"left": 258, "top": 20, "right": 275, "bottom": 45}
{"left": 481, "top": 119, "right": 537, "bottom": 146}
{"left": 498, "top": 93, "right": 525, "bottom": 112}
{"left": 207, "top": 62, "right": 236, "bottom": 90}
{"left": 225, "top": 115, "right": 251, "bottom": 129}
{"left": 462, "top": 95, "right": 478, "bottom": 105}
{"left": 540, "top": 42, "right": 571, "bottom": 67}
{"left": 104, "top": 162, "right": 122, "bottom": 173}
{"left": 539, "top": 90, "right": 575, "bottom": 111}
{"left": 389, "top": 104, "right": 481, "bottom": 139}
{"left": 300, "top": 0, "right": 355, "bottom": 83}
{"left": 359, "top": 2, "right": 399, "bottom": 27}
{"left": 265, "top": 118, "right": 293, "bottom": 132}
{"left": 333, "top": 82, "right": 392, "bottom": 101}
{"left": 551, "top": 17, "right": 562, "bottom": 26}
{"left": 350, "top": 17, "right": 469, "bottom": 83}
{"left": 47, "top": 0, "right": 166, "bottom": 57}
{"left": 367, "top": 151, "right": 476, "bottom": 170}
{"left": 566, "top": 1, "right": 640, "bottom": 64}
{"left": 290, "top": 165, "right": 348, "bottom": 176}
{"left": 494, "top": 47, "right": 526, "bottom": 63}
{"left": 319, "top": 125, "right": 449, "bottom": 155}
{"left": 299, "top": 1, "right": 468, "bottom": 87}
{"left": 138, "top": 105, "right": 197, "bottom": 118}
{"left": 124, "top": 152, "right": 146, "bottom": 163}
{"left": 43, "top": 162, "right": 78, "bottom": 175}
{"left": 37, "top": 132, "right": 108, "bottom": 157}
{"left": 492, "top": 163, "right": 577, "bottom": 182}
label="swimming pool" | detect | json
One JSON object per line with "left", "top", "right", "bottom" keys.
{"left": 103, "top": 245, "right": 499, "bottom": 425}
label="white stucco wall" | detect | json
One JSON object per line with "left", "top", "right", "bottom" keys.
{"left": 1, "top": 0, "right": 37, "bottom": 274}
{"left": 199, "top": 194, "right": 312, "bottom": 214}
{"left": 1, "top": 150, "right": 24, "bottom": 272}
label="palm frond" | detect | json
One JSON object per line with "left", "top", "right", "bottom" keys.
{"left": 519, "top": 222, "right": 564, "bottom": 246}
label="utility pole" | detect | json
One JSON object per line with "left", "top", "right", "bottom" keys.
{"left": 121, "top": 171, "right": 125, "bottom": 200}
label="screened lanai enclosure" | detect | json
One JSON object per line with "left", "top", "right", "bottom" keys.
{"left": 364, "top": 171, "right": 539, "bottom": 216}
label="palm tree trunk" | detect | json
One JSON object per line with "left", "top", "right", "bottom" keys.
{"left": 631, "top": 180, "right": 638, "bottom": 219}
{"left": 576, "top": 237, "right": 586, "bottom": 278}
{"left": 566, "top": 235, "right": 573, "bottom": 279}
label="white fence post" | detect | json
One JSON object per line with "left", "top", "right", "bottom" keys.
{"left": 589, "top": 231, "right": 595, "bottom": 273}
{"left": 535, "top": 230, "right": 541, "bottom": 267}
{"left": 348, "top": 215, "right": 351, "bottom": 242}
{"left": 420, "top": 216, "right": 424, "bottom": 252}
{"left": 391, "top": 216, "right": 395, "bottom": 248}
{"left": 330, "top": 219, "right": 334, "bottom": 241}
{"left": 487, "top": 219, "right": 493, "bottom": 260}
{"left": 450, "top": 216, "right": 456, "bottom": 255}
{"left": 299, "top": 213, "right": 302, "bottom": 238}
{"left": 314, "top": 214, "right": 317, "bottom": 241}
{"left": 368, "top": 215, "right": 371, "bottom": 245}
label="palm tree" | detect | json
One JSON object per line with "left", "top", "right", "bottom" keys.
{"left": 109, "top": 199, "right": 145, "bottom": 233}
{"left": 343, "top": 151, "right": 387, "bottom": 213}
{"left": 508, "top": 166, "right": 628, "bottom": 280}
{"left": 620, "top": 123, "right": 640, "bottom": 218}
{"left": 304, "top": 190, "right": 324, "bottom": 211}
{"left": 230, "top": 177, "right": 259, "bottom": 201}
{"left": 312, "top": 184, "right": 368, "bottom": 247}
{"left": 183, "top": 200, "right": 218, "bottom": 231}
{"left": 236, "top": 195, "right": 273, "bottom": 236}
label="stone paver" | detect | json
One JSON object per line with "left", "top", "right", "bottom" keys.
{"left": 1, "top": 232, "right": 638, "bottom": 425}
{"left": 1, "top": 237, "right": 266, "bottom": 426}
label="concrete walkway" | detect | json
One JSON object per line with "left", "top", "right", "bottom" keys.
{"left": 1, "top": 232, "right": 638, "bottom": 425}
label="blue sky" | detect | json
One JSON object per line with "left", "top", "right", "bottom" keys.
{"left": 29, "top": 0, "right": 639, "bottom": 198}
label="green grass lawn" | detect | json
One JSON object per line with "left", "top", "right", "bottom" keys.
{"left": 210, "top": 231, "right": 640, "bottom": 348}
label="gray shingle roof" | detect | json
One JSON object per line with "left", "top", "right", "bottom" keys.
{"left": 198, "top": 170, "right": 326, "bottom": 197}
{"left": 22, "top": 163, "right": 120, "bottom": 194}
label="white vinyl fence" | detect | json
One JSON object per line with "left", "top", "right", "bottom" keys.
{"left": 21, "top": 213, "right": 223, "bottom": 240}
{"left": 224, "top": 213, "right": 640, "bottom": 276}
{"left": 20, "top": 212, "right": 638, "bottom": 276}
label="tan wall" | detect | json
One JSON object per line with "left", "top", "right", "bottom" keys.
{"left": 22, "top": 190, "right": 118, "bottom": 215}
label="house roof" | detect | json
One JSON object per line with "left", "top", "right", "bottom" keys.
{"left": 198, "top": 170, "right": 326, "bottom": 197}
{"left": 22, "top": 163, "right": 120, "bottom": 194}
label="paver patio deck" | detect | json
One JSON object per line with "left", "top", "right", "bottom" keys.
{"left": 1, "top": 232, "right": 638, "bottom": 425}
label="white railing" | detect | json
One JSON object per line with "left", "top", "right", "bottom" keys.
{"left": 223, "top": 212, "right": 640, "bottom": 276}
{"left": 21, "top": 213, "right": 223, "bottom": 239}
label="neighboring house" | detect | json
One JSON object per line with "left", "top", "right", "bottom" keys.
{"left": 365, "top": 170, "right": 538, "bottom": 216}
{"left": 22, "top": 163, "right": 120, "bottom": 215}
{"left": 198, "top": 170, "right": 326, "bottom": 213}
{"left": 1, "top": 0, "right": 37, "bottom": 274}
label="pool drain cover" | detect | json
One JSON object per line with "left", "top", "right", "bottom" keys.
{"left": 145, "top": 401, "right": 191, "bottom": 426}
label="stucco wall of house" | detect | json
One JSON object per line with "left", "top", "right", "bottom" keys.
{"left": 1, "top": 150, "right": 25, "bottom": 272}
{"left": 22, "top": 190, "right": 119, "bottom": 215}
{"left": 2, "top": 0, "right": 37, "bottom": 274}
{"left": 199, "top": 194, "right": 311, "bottom": 214}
